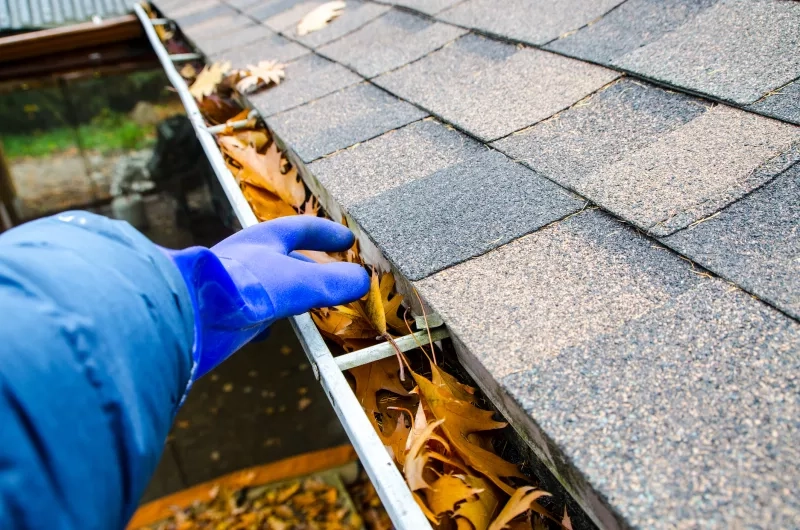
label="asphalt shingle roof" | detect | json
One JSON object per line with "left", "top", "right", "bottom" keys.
{"left": 374, "top": 34, "right": 620, "bottom": 141}
{"left": 267, "top": 82, "right": 426, "bottom": 162}
{"left": 162, "top": 0, "right": 800, "bottom": 526}
{"left": 317, "top": 9, "right": 467, "bottom": 78}
{"left": 438, "top": 0, "right": 626, "bottom": 45}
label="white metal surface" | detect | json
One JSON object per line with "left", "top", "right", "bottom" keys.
{"left": 134, "top": 6, "right": 433, "bottom": 528}
{"left": 335, "top": 327, "right": 450, "bottom": 371}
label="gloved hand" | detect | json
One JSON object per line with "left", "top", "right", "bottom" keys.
{"left": 163, "top": 216, "right": 369, "bottom": 380}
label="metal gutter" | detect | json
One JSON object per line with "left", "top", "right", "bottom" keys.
{"left": 134, "top": 5, "right": 437, "bottom": 528}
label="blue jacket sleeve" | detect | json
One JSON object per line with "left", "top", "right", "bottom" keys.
{"left": 0, "top": 211, "right": 195, "bottom": 530}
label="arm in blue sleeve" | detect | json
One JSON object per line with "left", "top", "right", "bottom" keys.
{"left": 0, "top": 211, "right": 195, "bottom": 530}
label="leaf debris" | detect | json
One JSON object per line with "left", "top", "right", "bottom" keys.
{"left": 297, "top": 1, "right": 346, "bottom": 36}
{"left": 236, "top": 61, "right": 286, "bottom": 94}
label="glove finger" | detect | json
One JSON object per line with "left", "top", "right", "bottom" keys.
{"left": 264, "top": 216, "right": 355, "bottom": 254}
{"left": 211, "top": 217, "right": 355, "bottom": 255}
{"left": 270, "top": 261, "right": 370, "bottom": 319}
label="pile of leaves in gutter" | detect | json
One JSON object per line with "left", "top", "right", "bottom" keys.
{"left": 147, "top": 5, "right": 572, "bottom": 525}
{"left": 139, "top": 476, "right": 362, "bottom": 530}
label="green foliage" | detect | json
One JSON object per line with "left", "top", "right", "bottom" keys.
{"left": 3, "top": 110, "right": 155, "bottom": 159}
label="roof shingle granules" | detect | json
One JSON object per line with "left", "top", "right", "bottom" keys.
{"left": 160, "top": 0, "right": 800, "bottom": 526}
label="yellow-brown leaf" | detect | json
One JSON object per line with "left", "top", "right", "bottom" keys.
{"left": 425, "top": 474, "right": 483, "bottom": 516}
{"left": 190, "top": 61, "right": 230, "bottom": 100}
{"left": 454, "top": 475, "right": 501, "bottom": 530}
{"left": 411, "top": 369, "right": 526, "bottom": 495}
{"left": 219, "top": 137, "right": 306, "bottom": 208}
{"left": 487, "top": 487, "right": 550, "bottom": 530}
{"left": 365, "top": 270, "right": 387, "bottom": 336}
{"left": 241, "top": 183, "right": 297, "bottom": 221}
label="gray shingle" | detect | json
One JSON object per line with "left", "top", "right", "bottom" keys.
{"left": 374, "top": 34, "right": 619, "bottom": 141}
{"left": 209, "top": 32, "right": 309, "bottom": 66}
{"left": 162, "top": 0, "right": 221, "bottom": 19}
{"left": 747, "top": 78, "right": 800, "bottom": 126}
{"left": 664, "top": 163, "right": 800, "bottom": 320}
{"left": 182, "top": 14, "right": 255, "bottom": 44}
{"left": 261, "top": 0, "right": 326, "bottom": 31}
{"left": 317, "top": 10, "right": 467, "bottom": 78}
{"left": 415, "top": 209, "right": 800, "bottom": 529}
{"left": 493, "top": 80, "right": 800, "bottom": 235}
{"left": 281, "top": 0, "right": 391, "bottom": 48}
{"left": 349, "top": 148, "right": 582, "bottom": 280}
{"left": 246, "top": 0, "right": 306, "bottom": 22}
{"left": 225, "top": 0, "right": 265, "bottom": 9}
{"left": 613, "top": 0, "right": 800, "bottom": 105}
{"left": 381, "top": 0, "right": 463, "bottom": 16}
{"left": 309, "top": 118, "right": 486, "bottom": 209}
{"left": 267, "top": 82, "right": 427, "bottom": 162}
{"left": 192, "top": 24, "right": 277, "bottom": 56}
{"left": 438, "top": 0, "right": 625, "bottom": 45}
{"left": 546, "top": 0, "right": 718, "bottom": 64}
{"left": 248, "top": 54, "right": 361, "bottom": 117}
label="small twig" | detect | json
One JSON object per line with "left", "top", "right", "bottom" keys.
{"left": 412, "top": 288, "right": 436, "bottom": 365}
{"left": 205, "top": 110, "right": 259, "bottom": 134}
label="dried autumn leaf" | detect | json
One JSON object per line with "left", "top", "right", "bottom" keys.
{"left": 562, "top": 507, "right": 573, "bottom": 530}
{"left": 197, "top": 94, "right": 242, "bottom": 124}
{"left": 297, "top": 1, "right": 345, "bottom": 36}
{"left": 219, "top": 136, "right": 306, "bottom": 208}
{"left": 349, "top": 357, "right": 410, "bottom": 440}
{"left": 241, "top": 183, "right": 297, "bottom": 221}
{"left": 454, "top": 475, "right": 501, "bottom": 530}
{"left": 487, "top": 486, "right": 551, "bottom": 530}
{"left": 236, "top": 60, "right": 286, "bottom": 94}
{"left": 404, "top": 418, "right": 446, "bottom": 491}
{"left": 425, "top": 474, "right": 484, "bottom": 516}
{"left": 190, "top": 61, "right": 231, "bottom": 100}
{"left": 411, "top": 368, "right": 526, "bottom": 495}
{"left": 233, "top": 129, "right": 269, "bottom": 150}
{"left": 179, "top": 63, "right": 197, "bottom": 79}
{"left": 365, "top": 270, "right": 387, "bottom": 336}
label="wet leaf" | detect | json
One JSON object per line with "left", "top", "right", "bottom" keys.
{"left": 189, "top": 61, "right": 230, "bottom": 100}
{"left": 297, "top": 1, "right": 346, "bottom": 36}
{"left": 236, "top": 60, "right": 286, "bottom": 94}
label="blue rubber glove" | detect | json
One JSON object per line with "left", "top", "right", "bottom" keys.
{"left": 163, "top": 216, "right": 369, "bottom": 380}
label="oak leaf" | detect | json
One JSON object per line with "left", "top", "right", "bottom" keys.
{"left": 236, "top": 60, "right": 286, "bottom": 94}
{"left": 348, "top": 357, "right": 410, "bottom": 440}
{"left": 241, "top": 183, "right": 297, "bottom": 221}
{"left": 404, "top": 418, "right": 447, "bottom": 490}
{"left": 411, "top": 369, "right": 526, "bottom": 495}
{"left": 219, "top": 136, "right": 306, "bottom": 208}
{"left": 487, "top": 487, "right": 551, "bottom": 530}
{"left": 190, "top": 61, "right": 231, "bottom": 100}
{"left": 454, "top": 475, "right": 501, "bottom": 530}
{"left": 297, "top": 1, "right": 345, "bottom": 36}
{"left": 197, "top": 94, "right": 242, "bottom": 124}
{"left": 425, "top": 474, "right": 484, "bottom": 516}
{"left": 365, "top": 270, "right": 387, "bottom": 335}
